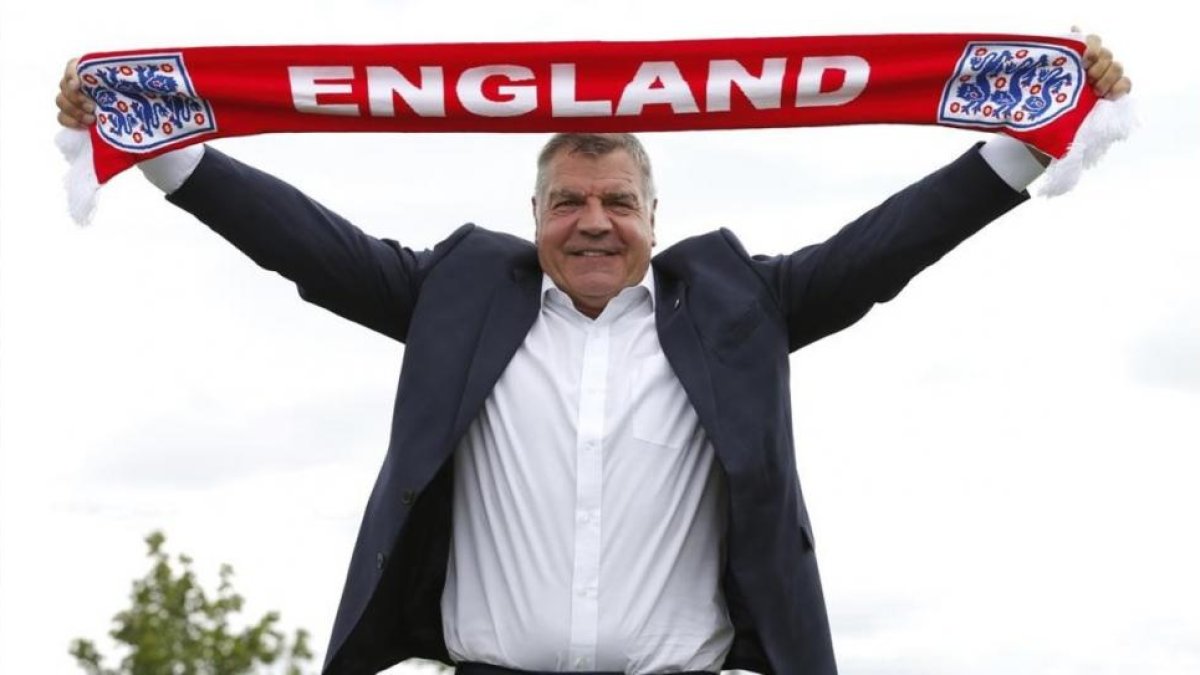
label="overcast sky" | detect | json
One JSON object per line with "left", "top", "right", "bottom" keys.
{"left": 2, "top": 1, "right": 1197, "bottom": 673}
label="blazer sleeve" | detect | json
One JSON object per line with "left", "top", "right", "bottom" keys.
{"left": 165, "top": 147, "right": 469, "bottom": 343}
{"left": 744, "top": 141, "right": 1029, "bottom": 351}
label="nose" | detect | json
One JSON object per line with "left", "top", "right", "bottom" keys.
{"left": 577, "top": 197, "right": 613, "bottom": 236}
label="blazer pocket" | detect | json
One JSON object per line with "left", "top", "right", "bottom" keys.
{"left": 705, "top": 300, "right": 774, "bottom": 368}
{"left": 712, "top": 301, "right": 767, "bottom": 351}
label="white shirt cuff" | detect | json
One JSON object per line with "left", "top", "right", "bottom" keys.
{"left": 978, "top": 135, "right": 1046, "bottom": 192}
{"left": 137, "top": 144, "right": 205, "bottom": 194}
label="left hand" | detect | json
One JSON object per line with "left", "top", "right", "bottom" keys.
{"left": 1077, "top": 27, "right": 1132, "bottom": 99}
{"left": 1023, "top": 29, "right": 1132, "bottom": 166}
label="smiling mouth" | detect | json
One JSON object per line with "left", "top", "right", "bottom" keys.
{"left": 570, "top": 250, "right": 619, "bottom": 257}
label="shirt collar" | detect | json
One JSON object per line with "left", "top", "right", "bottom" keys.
{"left": 540, "top": 267, "right": 657, "bottom": 311}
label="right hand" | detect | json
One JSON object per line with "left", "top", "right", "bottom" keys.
{"left": 56, "top": 58, "right": 95, "bottom": 128}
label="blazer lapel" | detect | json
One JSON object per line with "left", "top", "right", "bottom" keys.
{"left": 447, "top": 258, "right": 726, "bottom": 461}
{"left": 449, "top": 256, "right": 542, "bottom": 445}
{"left": 654, "top": 269, "right": 725, "bottom": 454}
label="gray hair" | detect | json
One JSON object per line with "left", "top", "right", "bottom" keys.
{"left": 534, "top": 133, "right": 657, "bottom": 205}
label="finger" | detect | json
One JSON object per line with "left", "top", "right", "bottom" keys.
{"left": 56, "top": 90, "right": 84, "bottom": 114}
{"left": 1108, "top": 76, "right": 1132, "bottom": 99}
{"left": 59, "top": 104, "right": 96, "bottom": 127}
{"left": 60, "top": 72, "right": 79, "bottom": 101}
{"left": 1086, "top": 47, "right": 1113, "bottom": 83}
{"left": 1070, "top": 25, "right": 1099, "bottom": 69}
{"left": 57, "top": 109, "right": 90, "bottom": 129}
{"left": 1083, "top": 34, "right": 1103, "bottom": 67}
{"left": 72, "top": 91, "right": 94, "bottom": 112}
{"left": 61, "top": 70, "right": 95, "bottom": 112}
{"left": 60, "top": 78, "right": 92, "bottom": 111}
{"left": 1094, "top": 60, "right": 1125, "bottom": 97}
{"left": 56, "top": 90, "right": 95, "bottom": 122}
{"left": 61, "top": 57, "right": 80, "bottom": 91}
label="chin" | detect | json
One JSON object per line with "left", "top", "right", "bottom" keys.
{"left": 571, "top": 284, "right": 622, "bottom": 302}
{"left": 566, "top": 270, "right": 622, "bottom": 290}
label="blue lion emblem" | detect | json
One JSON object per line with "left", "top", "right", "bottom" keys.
{"left": 955, "top": 51, "right": 1008, "bottom": 115}
{"left": 941, "top": 43, "right": 1082, "bottom": 131}
{"left": 79, "top": 54, "right": 216, "bottom": 152}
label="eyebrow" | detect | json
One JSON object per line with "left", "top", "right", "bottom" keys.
{"left": 547, "top": 189, "right": 585, "bottom": 203}
{"left": 602, "top": 191, "right": 641, "bottom": 206}
{"left": 546, "top": 189, "right": 641, "bottom": 206}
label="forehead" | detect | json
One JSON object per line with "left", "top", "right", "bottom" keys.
{"left": 544, "top": 149, "right": 642, "bottom": 196}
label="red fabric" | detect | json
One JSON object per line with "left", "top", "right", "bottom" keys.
{"left": 77, "top": 34, "right": 1096, "bottom": 184}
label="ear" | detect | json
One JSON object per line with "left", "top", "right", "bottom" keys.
{"left": 649, "top": 198, "right": 658, "bottom": 247}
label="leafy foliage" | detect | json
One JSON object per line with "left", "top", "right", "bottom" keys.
{"left": 70, "top": 531, "right": 313, "bottom": 675}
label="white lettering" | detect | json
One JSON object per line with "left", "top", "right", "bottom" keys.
{"left": 287, "top": 56, "right": 871, "bottom": 120}
{"left": 366, "top": 66, "right": 446, "bottom": 117}
{"left": 706, "top": 58, "right": 786, "bottom": 112}
{"left": 457, "top": 65, "right": 537, "bottom": 117}
{"left": 616, "top": 61, "right": 700, "bottom": 116}
{"left": 795, "top": 56, "right": 870, "bottom": 108}
{"left": 550, "top": 64, "right": 613, "bottom": 117}
{"left": 289, "top": 66, "right": 360, "bottom": 116}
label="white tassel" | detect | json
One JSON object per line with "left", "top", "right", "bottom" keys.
{"left": 1039, "top": 96, "right": 1137, "bottom": 197}
{"left": 56, "top": 128, "right": 100, "bottom": 225}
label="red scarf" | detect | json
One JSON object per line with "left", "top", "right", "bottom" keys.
{"left": 58, "top": 34, "right": 1133, "bottom": 223}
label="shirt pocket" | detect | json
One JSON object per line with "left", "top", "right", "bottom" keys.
{"left": 630, "top": 353, "right": 699, "bottom": 450}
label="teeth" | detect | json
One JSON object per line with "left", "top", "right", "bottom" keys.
{"left": 578, "top": 251, "right": 612, "bottom": 256}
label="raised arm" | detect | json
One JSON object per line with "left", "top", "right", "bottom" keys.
{"left": 57, "top": 58, "right": 448, "bottom": 343}
{"left": 750, "top": 141, "right": 1028, "bottom": 351}
{"left": 747, "top": 31, "right": 1131, "bottom": 350}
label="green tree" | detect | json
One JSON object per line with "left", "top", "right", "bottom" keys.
{"left": 70, "top": 531, "right": 314, "bottom": 675}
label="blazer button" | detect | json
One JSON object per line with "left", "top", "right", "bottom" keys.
{"left": 376, "top": 552, "right": 386, "bottom": 570}
{"left": 401, "top": 489, "right": 416, "bottom": 506}
{"left": 673, "top": 297, "right": 681, "bottom": 310}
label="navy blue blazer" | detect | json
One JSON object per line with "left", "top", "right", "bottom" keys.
{"left": 167, "top": 142, "right": 1027, "bottom": 675}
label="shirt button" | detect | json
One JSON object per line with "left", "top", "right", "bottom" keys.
{"left": 575, "top": 657, "right": 588, "bottom": 669}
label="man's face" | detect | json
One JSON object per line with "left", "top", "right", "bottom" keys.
{"left": 533, "top": 149, "right": 657, "bottom": 318}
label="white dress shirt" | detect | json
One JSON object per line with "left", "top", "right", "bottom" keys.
{"left": 137, "top": 135, "right": 1046, "bottom": 673}
{"left": 441, "top": 273, "right": 733, "bottom": 673}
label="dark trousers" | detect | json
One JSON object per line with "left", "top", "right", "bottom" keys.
{"left": 455, "top": 662, "right": 716, "bottom": 675}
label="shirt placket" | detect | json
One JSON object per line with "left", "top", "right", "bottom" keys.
{"left": 568, "top": 320, "right": 608, "bottom": 670}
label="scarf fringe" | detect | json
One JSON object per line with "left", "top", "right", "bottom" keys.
{"left": 57, "top": 128, "right": 99, "bottom": 226}
{"left": 1039, "top": 96, "right": 1137, "bottom": 197}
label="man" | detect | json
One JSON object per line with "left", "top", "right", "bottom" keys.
{"left": 56, "top": 35, "right": 1130, "bottom": 675}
